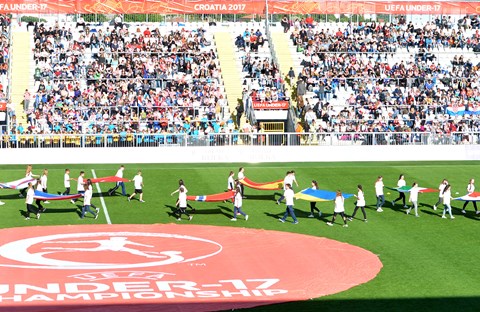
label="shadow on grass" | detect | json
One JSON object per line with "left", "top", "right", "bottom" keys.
{"left": 248, "top": 296, "right": 480, "bottom": 312}
{"left": 164, "top": 204, "right": 232, "bottom": 219}
{"left": 243, "top": 194, "right": 279, "bottom": 201}
{"left": 0, "top": 193, "right": 26, "bottom": 200}
{"left": 4, "top": 296, "right": 480, "bottom": 312}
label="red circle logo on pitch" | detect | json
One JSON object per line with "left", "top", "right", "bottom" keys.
{"left": 0, "top": 224, "right": 382, "bottom": 311}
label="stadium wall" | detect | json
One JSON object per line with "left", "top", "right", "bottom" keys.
{"left": 2, "top": 145, "right": 479, "bottom": 164}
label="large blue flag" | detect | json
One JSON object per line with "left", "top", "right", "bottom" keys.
{"left": 295, "top": 188, "right": 354, "bottom": 202}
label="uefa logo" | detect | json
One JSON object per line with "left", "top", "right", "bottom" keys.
{"left": 0, "top": 231, "right": 223, "bottom": 270}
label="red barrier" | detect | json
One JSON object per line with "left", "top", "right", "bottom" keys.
{"left": 0, "top": 0, "right": 478, "bottom": 14}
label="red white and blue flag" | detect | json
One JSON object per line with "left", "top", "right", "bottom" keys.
{"left": 0, "top": 177, "right": 37, "bottom": 190}
{"left": 446, "top": 104, "right": 465, "bottom": 116}
{"left": 453, "top": 192, "right": 480, "bottom": 201}
{"left": 34, "top": 190, "right": 83, "bottom": 201}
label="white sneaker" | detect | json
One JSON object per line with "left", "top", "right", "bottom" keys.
{"left": 326, "top": 222, "right": 333, "bottom": 226}
{"left": 177, "top": 218, "right": 181, "bottom": 221}
{"left": 19, "top": 194, "right": 24, "bottom": 198}
{"left": 441, "top": 215, "right": 446, "bottom": 219}
{"left": 96, "top": 208, "right": 100, "bottom": 214}
{"left": 95, "top": 214, "right": 98, "bottom": 220}
{"left": 364, "top": 219, "right": 368, "bottom": 222}
{"left": 140, "top": 200, "right": 145, "bottom": 203}
{"left": 25, "top": 217, "right": 30, "bottom": 220}
{"left": 189, "top": 216, "right": 193, "bottom": 221}
{"left": 343, "top": 224, "right": 348, "bottom": 228}
{"left": 391, "top": 201, "right": 395, "bottom": 207}
{"left": 376, "top": 208, "right": 383, "bottom": 212}
{"left": 461, "top": 210, "right": 466, "bottom": 214}
{"left": 36, "top": 213, "right": 40, "bottom": 219}
{"left": 278, "top": 218, "right": 285, "bottom": 223}
{"left": 0, "top": 201, "right": 4, "bottom": 206}
{"left": 44, "top": 201, "right": 50, "bottom": 204}
{"left": 403, "top": 205, "right": 408, "bottom": 208}
{"left": 318, "top": 211, "right": 322, "bottom": 217}
{"left": 230, "top": 218, "right": 237, "bottom": 221}
{"left": 406, "top": 209, "right": 411, "bottom": 215}
{"left": 433, "top": 205, "right": 437, "bottom": 210}
{"left": 308, "top": 214, "right": 314, "bottom": 218}
{"left": 451, "top": 216, "right": 455, "bottom": 220}
{"left": 476, "top": 211, "right": 480, "bottom": 215}
{"left": 347, "top": 217, "right": 353, "bottom": 221}
{"left": 245, "top": 215, "right": 249, "bottom": 221}
{"left": 70, "top": 199, "right": 75, "bottom": 204}
{"left": 415, "top": 214, "right": 419, "bottom": 217}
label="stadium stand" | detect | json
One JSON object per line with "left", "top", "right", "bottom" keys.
{"left": 2, "top": 13, "right": 480, "bottom": 147}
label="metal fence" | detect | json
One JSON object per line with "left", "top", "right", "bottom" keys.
{"left": 0, "top": 132, "right": 477, "bottom": 149}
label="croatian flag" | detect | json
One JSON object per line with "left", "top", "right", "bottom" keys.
{"left": 453, "top": 192, "right": 480, "bottom": 201}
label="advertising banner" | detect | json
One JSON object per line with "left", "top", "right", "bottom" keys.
{"left": 0, "top": 1, "right": 478, "bottom": 15}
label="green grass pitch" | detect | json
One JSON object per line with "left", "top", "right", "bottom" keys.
{"left": 0, "top": 161, "right": 479, "bottom": 312}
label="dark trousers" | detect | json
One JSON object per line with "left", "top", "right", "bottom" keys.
{"left": 26, "top": 204, "right": 37, "bottom": 217}
{"left": 463, "top": 201, "right": 478, "bottom": 211}
{"left": 36, "top": 199, "right": 43, "bottom": 211}
{"left": 331, "top": 211, "right": 347, "bottom": 224}
{"left": 351, "top": 206, "right": 367, "bottom": 219}
{"left": 310, "top": 201, "right": 320, "bottom": 214}
{"left": 394, "top": 192, "right": 406, "bottom": 206}
{"left": 175, "top": 207, "right": 190, "bottom": 218}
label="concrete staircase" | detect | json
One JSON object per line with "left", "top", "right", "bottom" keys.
{"left": 269, "top": 30, "right": 297, "bottom": 105}
{"left": 214, "top": 32, "right": 243, "bottom": 127}
{"left": 10, "top": 30, "right": 32, "bottom": 126}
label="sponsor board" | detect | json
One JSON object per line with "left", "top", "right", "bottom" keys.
{"left": 0, "top": 1, "right": 478, "bottom": 14}
{"left": 252, "top": 101, "right": 290, "bottom": 110}
{"left": 0, "top": 224, "right": 382, "bottom": 311}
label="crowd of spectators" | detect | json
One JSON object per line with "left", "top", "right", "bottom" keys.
{"left": 13, "top": 20, "right": 230, "bottom": 139}
{"left": 5, "top": 15, "right": 480, "bottom": 146}
{"left": 0, "top": 15, "right": 10, "bottom": 100}
{"left": 286, "top": 14, "right": 480, "bottom": 143}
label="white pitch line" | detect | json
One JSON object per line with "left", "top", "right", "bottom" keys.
{"left": 91, "top": 169, "right": 112, "bottom": 225}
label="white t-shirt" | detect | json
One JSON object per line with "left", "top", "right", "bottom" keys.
{"left": 64, "top": 173, "right": 70, "bottom": 187}
{"left": 356, "top": 190, "right": 365, "bottom": 206}
{"left": 285, "top": 188, "right": 294, "bottom": 206}
{"left": 84, "top": 188, "right": 92, "bottom": 206}
{"left": 283, "top": 175, "right": 293, "bottom": 190}
{"left": 467, "top": 183, "right": 475, "bottom": 194}
{"left": 409, "top": 187, "right": 419, "bottom": 202}
{"left": 227, "top": 176, "right": 235, "bottom": 190}
{"left": 397, "top": 179, "right": 406, "bottom": 188}
{"left": 334, "top": 195, "right": 345, "bottom": 213}
{"left": 26, "top": 188, "right": 35, "bottom": 205}
{"left": 438, "top": 183, "right": 446, "bottom": 198}
{"left": 375, "top": 181, "right": 384, "bottom": 196}
{"left": 178, "top": 192, "right": 187, "bottom": 208}
{"left": 40, "top": 174, "right": 48, "bottom": 189}
{"left": 133, "top": 175, "right": 143, "bottom": 189}
{"left": 238, "top": 171, "right": 245, "bottom": 180}
{"left": 443, "top": 189, "right": 451, "bottom": 205}
{"left": 234, "top": 191, "right": 242, "bottom": 207}
{"left": 115, "top": 168, "right": 124, "bottom": 178}
{"left": 77, "top": 176, "right": 85, "bottom": 192}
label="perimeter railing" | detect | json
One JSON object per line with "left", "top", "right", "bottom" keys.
{"left": 0, "top": 131, "right": 477, "bottom": 148}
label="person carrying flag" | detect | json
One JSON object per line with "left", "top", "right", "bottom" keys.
{"left": 108, "top": 165, "right": 127, "bottom": 196}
